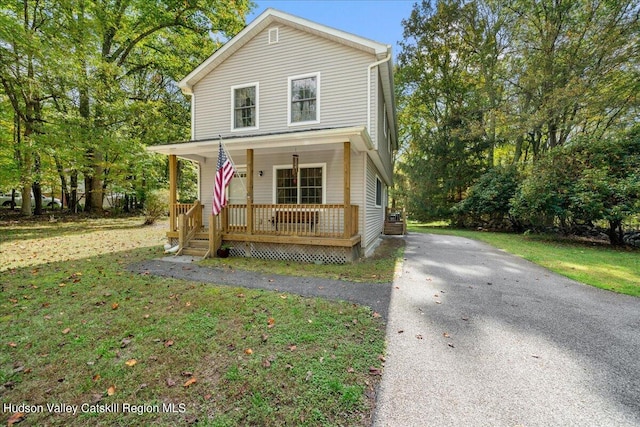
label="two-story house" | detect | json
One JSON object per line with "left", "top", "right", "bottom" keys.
{"left": 148, "top": 8, "right": 398, "bottom": 263}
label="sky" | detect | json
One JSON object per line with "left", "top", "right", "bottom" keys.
{"left": 247, "top": 0, "right": 417, "bottom": 56}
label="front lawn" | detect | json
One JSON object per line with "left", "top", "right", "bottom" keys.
{"left": 409, "top": 223, "right": 640, "bottom": 297}
{"left": 0, "top": 216, "right": 386, "bottom": 426}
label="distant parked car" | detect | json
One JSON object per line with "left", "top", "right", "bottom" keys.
{"left": 0, "top": 192, "right": 62, "bottom": 208}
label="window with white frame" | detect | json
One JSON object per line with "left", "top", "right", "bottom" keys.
{"left": 275, "top": 164, "right": 324, "bottom": 204}
{"left": 375, "top": 177, "right": 383, "bottom": 207}
{"left": 288, "top": 73, "right": 319, "bottom": 124}
{"left": 232, "top": 83, "right": 258, "bottom": 129}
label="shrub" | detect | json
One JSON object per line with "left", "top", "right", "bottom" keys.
{"left": 143, "top": 189, "right": 169, "bottom": 225}
{"left": 455, "top": 165, "right": 521, "bottom": 229}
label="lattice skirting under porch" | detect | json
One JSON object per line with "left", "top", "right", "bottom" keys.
{"left": 226, "top": 241, "right": 360, "bottom": 264}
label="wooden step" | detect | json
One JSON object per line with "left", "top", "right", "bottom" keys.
{"left": 188, "top": 239, "right": 209, "bottom": 249}
{"left": 180, "top": 247, "right": 207, "bottom": 256}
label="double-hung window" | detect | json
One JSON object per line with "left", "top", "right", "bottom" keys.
{"left": 232, "top": 83, "right": 258, "bottom": 130}
{"left": 275, "top": 164, "right": 325, "bottom": 204}
{"left": 288, "top": 73, "right": 320, "bottom": 125}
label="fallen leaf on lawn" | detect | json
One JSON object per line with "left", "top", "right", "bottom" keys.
{"left": 7, "top": 412, "right": 25, "bottom": 426}
{"left": 62, "top": 328, "right": 71, "bottom": 335}
{"left": 204, "top": 394, "right": 212, "bottom": 400}
{"left": 166, "top": 378, "right": 176, "bottom": 387}
{"left": 262, "top": 359, "right": 271, "bottom": 368}
{"left": 93, "top": 374, "right": 101, "bottom": 381}
{"left": 288, "top": 344, "right": 297, "bottom": 352}
{"left": 267, "top": 317, "right": 275, "bottom": 328}
{"left": 305, "top": 371, "right": 313, "bottom": 381}
{"left": 244, "top": 348, "right": 253, "bottom": 355}
{"left": 183, "top": 377, "right": 197, "bottom": 387}
{"left": 236, "top": 293, "right": 245, "bottom": 298}
{"left": 164, "top": 340, "right": 174, "bottom": 347}
{"left": 261, "top": 334, "right": 269, "bottom": 342}
{"left": 378, "top": 354, "right": 386, "bottom": 362}
{"left": 59, "top": 283, "right": 66, "bottom": 287}
{"left": 372, "top": 312, "right": 381, "bottom": 318}
{"left": 181, "top": 371, "right": 193, "bottom": 377}
{"left": 107, "top": 385, "right": 116, "bottom": 396}
{"left": 143, "top": 314, "right": 150, "bottom": 319}
{"left": 347, "top": 367, "right": 355, "bottom": 373}
{"left": 121, "top": 338, "right": 132, "bottom": 348}
{"left": 111, "top": 303, "right": 119, "bottom": 310}
{"left": 279, "top": 294, "right": 287, "bottom": 299}
{"left": 8, "top": 342, "right": 17, "bottom": 348}
{"left": 185, "top": 301, "right": 191, "bottom": 307}
{"left": 369, "top": 367, "right": 382, "bottom": 375}
{"left": 125, "top": 359, "right": 137, "bottom": 367}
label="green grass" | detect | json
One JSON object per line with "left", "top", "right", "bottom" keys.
{"left": 0, "top": 216, "right": 386, "bottom": 426}
{"left": 409, "top": 223, "right": 640, "bottom": 297}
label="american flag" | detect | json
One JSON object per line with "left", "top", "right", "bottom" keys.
{"left": 212, "top": 142, "right": 234, "bottom": 216}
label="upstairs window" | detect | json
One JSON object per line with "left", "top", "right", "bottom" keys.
{"left": 232, "top": 83, "right": 258, "bottom": 130}
{"left": 288, "top": 73, "right": 319, "bottom": 125}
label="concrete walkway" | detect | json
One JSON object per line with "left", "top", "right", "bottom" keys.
{"left": 374, "top": 232, "right": 640, "bottom": 427}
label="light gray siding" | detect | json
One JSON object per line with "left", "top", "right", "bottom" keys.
{"left": 375, "top": 73, "right": 394, "bottom": 184}
{"left": 193, "top": 24, "right": 373, "bottom": 139}
{"left": 363, "top": 155, "right": 384, "bottom": 253}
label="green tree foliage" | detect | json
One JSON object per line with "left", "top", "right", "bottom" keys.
{"left": 397, "top": 0, "right": 640, "bottom": 240}
{"left": 0, "top": 0, "right": 252, "bottom": 215}
{"left": 510, "top": 128, "right": 640, "bottom": 245}
{"left": 454, "top": 165, "right": 520, "bottom": 228}
{"left": 397, "top": 0, "right": 495, "bottom": 220}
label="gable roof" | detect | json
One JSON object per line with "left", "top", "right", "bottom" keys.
{"left": 178, "top": 8, "right": 392, "bottom": 94}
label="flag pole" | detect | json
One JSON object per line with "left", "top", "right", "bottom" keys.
{"left": 218, "top": 134, "right": 247, "bottom": 195}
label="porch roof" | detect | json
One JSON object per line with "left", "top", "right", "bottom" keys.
{"left": 148, "top": 126, "right": 393, "bottom": 186}
{"left": 147, "top": 126, "right": 371, "bottom": 159}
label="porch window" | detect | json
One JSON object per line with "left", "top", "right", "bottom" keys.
{"left": 275, "top": 165, "right": 324, "bottom": 204}
{"left": 288, "top": 73, "right": 319, "bottom": 125}
{"left": 232, "top": 83, "right": 258, "bottom": 129}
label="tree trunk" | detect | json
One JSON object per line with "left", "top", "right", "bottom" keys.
{"left": 607, "top": 220, "right": 624, "bottom": 246}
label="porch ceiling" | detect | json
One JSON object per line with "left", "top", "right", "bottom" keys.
{"left": 147, "top": 126, "right": 373, "bottom": 162}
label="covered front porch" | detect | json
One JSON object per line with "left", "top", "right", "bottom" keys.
{"left": 152, "top": 127, "right": 373, "bottom": 263}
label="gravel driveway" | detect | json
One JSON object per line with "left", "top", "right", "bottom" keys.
{"left": 373, "top": 232, "right": 640, "bottom": 426}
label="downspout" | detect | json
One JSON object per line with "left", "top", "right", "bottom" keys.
{"left": 365, "top": 50, "right": 391, "bottom": 250}
{"left": 367, "top": 51, "right": 392, "bottom": 138}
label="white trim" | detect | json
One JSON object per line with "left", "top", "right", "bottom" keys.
{"left": 230, "top": 82, "right": 259, "bottom": 131}
{"left": 272, "top": 163, "right": 326, "bottom": 204}
{"left": 190, "top": 94, "right": 196, "bottom": 140}
{"left": 287, "top": 72, "right": 321, "bottom": 126}
{"left": 268, "top": 27, "right": 279, "bottom": 44}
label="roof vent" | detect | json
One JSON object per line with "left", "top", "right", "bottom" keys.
{"left": 268, "top": 27, "right": 279, "bottom": 44}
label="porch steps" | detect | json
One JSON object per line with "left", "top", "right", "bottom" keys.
{"left": 180, "top": 237, "right": 209, "bottom": 257}
{"left": 384, "top": 221, "right": 405, "bottom": 235}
